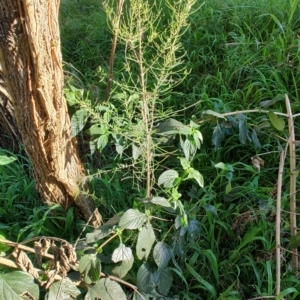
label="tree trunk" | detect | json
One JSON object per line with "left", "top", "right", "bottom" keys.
{"left": 0, "top": 0, "right": 102, "bottom": 227}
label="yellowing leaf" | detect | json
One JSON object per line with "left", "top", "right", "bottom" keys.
{"left": 267, "top": 112, "right": 285, "bottom": 131}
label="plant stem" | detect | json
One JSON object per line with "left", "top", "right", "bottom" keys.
{"left": 275, "top": 150, "right": 285, "bottom": 295}
{"left": 285, "top": 94, "right": 298, "bottom": 270}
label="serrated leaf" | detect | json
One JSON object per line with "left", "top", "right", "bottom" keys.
{"left": 0, "top": 271, "right": 39, "bottom": 300}
{"left": 202, "top": 109, "right": 226, "bottom": 119}
{"left": 119, "top": 209, "right": 147, "bottom": 229}
{"left": 0, "top": 155, "right": 17, "bottom": 166}
{"left": 112, "top": 257, "right": 134, "bottom": 278}
{"left": 137, "top": 263, "right": 156, "bottom": 294}
{"left": 212, "top": 125, "right": 225, "bottom": 148}
{"left": 153, "top": 242, "right": 172, "bottom": 268}
{"left": 151, "top": 197, "right": 171, "bottom": 208}
{"left": 158, "top": 170, "right": 179, "bottom": 188}
{"left": 156, "top": 268, "right": 173, "bottom": 296}
{"left": 79, "top": 254, "right": 101, "bottom": 284}
{"left": 85, "top": 278, "right": 126, "bottom": 300}
{"left": 187, "top": 168, "right": 204, "bottom": 188}
{"left": 267, "top": 112, "right": 285, "bottom": 131}
{"left": 136, "top": 223, "right": 156, "bottom": 260}
{"left": 183, "top": 139, "right": 197, "bottom": 161}
{"left": 179, "top": 157, "right": 190, "bottom": 170}
{"left": 112, "top": 243, "right": 133, "bottom": 263}
{"left": 71, "top": 109, "right": 88, "bottom": 137}
{"left": 86, "top": 214, "right": 121, "bottom": 243}
{"left": 111, "top": 244, "right": 134, "bottom": 278}
{"left": 46, "top": 278, "right": 80, "bottom": 300}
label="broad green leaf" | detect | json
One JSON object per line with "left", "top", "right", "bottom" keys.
{"left": 111, "top": 243, "right": 134, "bottom": 278}
{"left": 186, "top": 168, "right": 204, "bottom": 188}
{"left": 187, "top": 219, "right": 201, "bottom": 236}
{"left": 112, "top": 243, "right": 133, "bottom": 263}
{"left": 119, "top": 209, "right": 147, "bottom": 229}
{"left": 97, "top": 134, "right": 109, "bottom": 151}
{"left": 179, "top": 157, "right": 190, "bottom": 170}
{"left": 112, "top": 257, "right": 134, "bottom": 278}
{"left": 182, "top": 139, "right": 197, "bottom": 160}
{"left": 225, "top": 181, "right": 232, "bottom": 194}
{"left": 0, "top": 236, "right": 11, "bottom": 252}
{"left": 46, "top": 277, "right": 80, "bottom": 300}
{"left": 132, "top": 143, "right": 141, "bottom": 160}
{"left": 151, "top": 197, "right": 171, "bottom": 208}
{"left": 238, "top": 117, "right": 248, "bottom": 145}
{"left": 158, "top": 170, "right": 179, "bottom": 188}
{"left": 155, "top": 118, "right": 185, "bottom": 135}
{"left": 193, "top": 130, "right": 203, "bottom": 149}
{"left": 256, "top": 120, "right": 270, "bottom": 131}
{"left": 153, "top": 242, "right": 172, "bottom": 269}
{"left": 259, "top": 94, "right": 284, "bottom": 107}
{"left": 86, "top": 124, "right": 104, "bottom": 135}
{"left": 86, "top": 214, "right": 121, "bottom": 243}
{"left": 89, "top": 139, "right": 97, "bottom": 155}
{"left": 103, "top": 111, "right": 111, "bottom": 123}
{"left": 136, "top": 223, "right": 156, "bottom": 260}
{"left": 214, "top": 162, "right": 227, "bottom": 170}
{"left": 251, "top": 129, "right": 261, "bottom": 149}
{"left": 212, "top": 125, "right": 225, "bottom": 148}
{"left": 79, "top": 254, "right": 101, "bottom": 284}
{"left": 112, "top": 92, "right": 128, "bottom": 100}
{"left": 204, "top": 205, "right": 218, "bottom": 216}
{"left": 0, "top": 271, "right": 39, "bottom": 300}
{"left": 85, "top": 278, "right": 126, "bottom": 300}
{"left": 156, "top": 268, "right": 173, "bottom": 296}
{"left": 202, "top": 109, "right": 226, "bottom": 119}
{"left": 137, "top": 263, "right": 156, "bottom": 294}
{"left": 267, "top": 112, "right": 285, "bottom": 131}
{"left": 71, "top": 109, "right": 88, "bottom": 137}
{"left": 0, "top": 155, "right": 17, "bottom": 166}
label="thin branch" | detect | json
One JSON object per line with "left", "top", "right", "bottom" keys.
{"left": 74, "top": 208, "right": 101, "bottom": 248}
{"left": 285, "top": 94, "right": 298, "bottom": 271}
{"left": 198, "top": 109, "right": 288, "bottom": 124}
{"left": 105, "top": 0, "right": 125, "bottom": 101}
{"left": 276, "top": 150, "right": 285, "bottom": 295}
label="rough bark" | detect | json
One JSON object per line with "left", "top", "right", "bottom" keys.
{"left": 0, "top": 0, "right": 102, "bottom": 227}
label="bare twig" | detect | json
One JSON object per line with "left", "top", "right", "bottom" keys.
{"left": 285, "top": 94, "right": 298, "bottom": 271}
{"left": 105, "top": 0, "right": 125, "bottom": 101}
{"left": 275, "top": 150, "right": 286, "bottom": 295}
{"left": 74, "top": 208, "right": 101, "bottom": 248}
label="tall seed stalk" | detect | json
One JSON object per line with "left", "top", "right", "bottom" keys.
{"left": 103, "top": 0, "right": 196, "bottom": 197}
